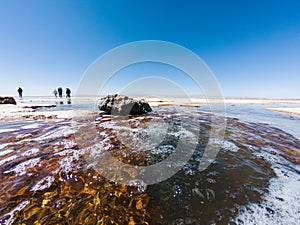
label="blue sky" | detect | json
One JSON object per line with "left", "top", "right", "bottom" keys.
{"left": 0, "top": 0, "right": 300, "bottom": 98}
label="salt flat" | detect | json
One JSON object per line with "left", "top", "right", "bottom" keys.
{"left": 1, "top": 96, "right": 300, "bottom": 121}
{"left": 266, "top": 108, "right": 300, "bottom": 116}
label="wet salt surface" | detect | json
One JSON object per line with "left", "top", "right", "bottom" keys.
{"left": 200, "top": 103, "right": 300, "bottom": 139}
{"left": 235, "top": 167, "right": 300, "bottom": 225}
{"left": 0, "top": 108, "right": 299, "bottom": 224}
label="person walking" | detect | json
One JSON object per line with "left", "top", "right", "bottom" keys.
{"left": 57, "top": 87, "right": 63, "bottom": 98}
{"left": 17, "top": 87, "right": 23, "bottom": 99}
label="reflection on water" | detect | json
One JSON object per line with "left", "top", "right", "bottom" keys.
{"left": 200, "top": 103, "right": 300, "bottom": 139}
{"left": 0, "top": 109, "right": 299, "bottom": 224}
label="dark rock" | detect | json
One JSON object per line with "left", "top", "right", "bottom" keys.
{"left": 98, "top": 94, "right": 152, "bottom": 115}
{"left": 0, "top": 97, "right": 17, "bottom": 105}
{"left": 23, "top": 105, "right": 56, "bottom": 109}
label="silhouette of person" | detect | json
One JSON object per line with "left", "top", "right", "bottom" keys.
{"left": 66, "top": 88, "right": 71, "bottom": 98}
{"left": 17, "top": 87, "right": 23, "bottom": 99}
{"left": 66, "top": 88, "right": 71, "bottom": 104}
{"left": 57, "top": 87, "right": 63, "bottom": 98}
{"left": 53, "top": 89, "right": 58, "bottom": 98}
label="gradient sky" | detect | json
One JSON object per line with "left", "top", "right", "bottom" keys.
{"left": 0, "top": 0, "right": 300, "bottom": 98}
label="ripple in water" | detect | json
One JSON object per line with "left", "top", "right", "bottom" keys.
{"left": 0, "top": 111, "right": 299, "bottom": 224}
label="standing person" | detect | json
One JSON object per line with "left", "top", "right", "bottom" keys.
{"left": 66, "top": 88, "right": 71, "bottom": 104}
{"left": 53, "top": 89, "right": 58, "bottom": 98}
{"left": 57, "top": 87, "right": 63, "bottom": 98}
{"left": 66, "top": 88, "right": 71, "bottom": 98}
{"left": 17, "top": 87, "right": 23, "bottom": 99}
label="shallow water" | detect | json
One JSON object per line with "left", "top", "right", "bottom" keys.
{"left": 200, "top": 103, "right": 300, "bottom": 139}
{"left": 0, "top": 107, "right": 299, "bottom": 224}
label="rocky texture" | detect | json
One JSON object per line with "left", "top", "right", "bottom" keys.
{"left": 0, "top": 97, "right": 17, "bottom": 105}
{"left": 98, "top": 94, "right": 152, "bottom": 115}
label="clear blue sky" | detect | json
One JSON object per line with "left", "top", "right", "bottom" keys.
{"left": 0, "top": 0, "right": 300, "bottom": 98}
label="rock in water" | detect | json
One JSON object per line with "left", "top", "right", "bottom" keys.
{"left": 0, "top": 96, "right": 17, "bottom": 105}
{"left": 98, "top": 94, "right": 152, "bottom": 115}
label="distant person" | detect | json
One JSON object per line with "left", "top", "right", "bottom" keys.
{"left": 57, "top": 87, "right": 63, "bottom": 98}
{"left": 53, "top": 89, "right": 58, "bottom": 98}
{"left": 66, "top": 88, "right": 71, "bottom": 104}
{"left": 66, "top": 88, "right": 71, "bottom": 98}
{"left": 17, "top": 87, "right": 23, "bottom": 99}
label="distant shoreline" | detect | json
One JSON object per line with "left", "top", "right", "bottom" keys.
{"left": 266, "top": 108, "right": 300, "bottom": 117}
{"left": 1, "top": 96, "right": 300, "bottom": 122}
{"left": 2, "top": 95, "right": 300, "bottom": 100}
